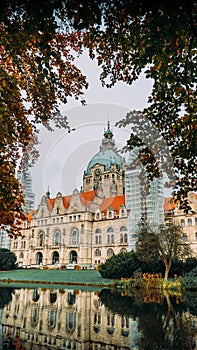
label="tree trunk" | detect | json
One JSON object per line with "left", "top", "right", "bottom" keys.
{"left": 164, "top": 263, "right": 171, "bottom": 281}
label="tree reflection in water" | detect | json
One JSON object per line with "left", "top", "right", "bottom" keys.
{"left": 1, "top": 287, "right": 197, "bottom": 350}
{"left": 99, "top": 288, "right": 197, "bottom": 350}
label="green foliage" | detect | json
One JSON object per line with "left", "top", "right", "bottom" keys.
{"left": 0, "top": 248, "right": 17, "bottom": 270}
{"left": 98, "top": 251, "right": 140, "bottom": 279}
{"left": 136, "top": 221, "right": 192, "bottom": 281}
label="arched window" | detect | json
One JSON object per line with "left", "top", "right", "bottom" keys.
{"left": 108, "top": 211, "right": 113, "bottom": 218}
{"left": 107, "top": 248, "right": 114, "bottom": 257}
{"left": 66, "top": 311, "right": 76, "bottom": 333}
{"left": 120, "top": 248, "right": 127, "bottom": 253}
{"left": 19, "top": 252, "right": 24, "bottom": 259}
{"left": 120, "top": 226, "right": 127, "bottom": 232}
{"left": 31, "top": 307, "right": 39, "bottom": 327}
{"left": 48, "top": 309, "right": 56, "bottom": 329}
{"left": 38, "top": 232, "right": 44, "bottom": 247}
{"left": 36, "top": 252, "right": 43, "bottom": 265}
{"left": 95, "top": 249, "right": 101, "bottom": 257}
{"left": 120, "top": 233, "right": 123, "bottom": 243}
{"left": 124, "top": 234, "right": 128, "bottom": 243}
{"left": 107, "top": 227, "right": 114, "bottom": 233}
{"left": 188, "top": 218, "right": 192, "bottom": 226}
{"left": 99, "top": 235, "right": 102, "bottom": 244}
{"left": 96, "top": 212, "right": 100, "bottom": 220}
{"left": 181, "top": 219, "right": 185, "bottom": 227}
{"left": 120, "top": 209, "right": 125, "bottom": 217}
{"left": 49, "top": 292, "right": 57, "bottom": 303}
{"left": 68, "top": 292, "right": 76, "bottom": 305}
{"left": 111, "top": 234, "right": 114, "bottom": 243}
{"left": 95, "top": 228, "right": 102, "bottom": 234}
{"left": 183, "top": 233, "right": 188, "bottom": 241}
{"left": 70, "top": 227, "right": 79, "bottom": 245}
{"left": 32, "top": 289, "right": 39, "bottom": 302}
{"left": 54, "top": 230, "right": 61, "bottom": 245}
{"left": 52, "top": 251, "right": 59, "bottom": 264}
{"left": 107, "top": 234, "right": 110, "bottom": 244}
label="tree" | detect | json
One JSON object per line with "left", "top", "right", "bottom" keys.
{"left": 1, "top": 1, "right": 196, "bottom": 234}
{"left": 0, "top": 1, "right": 88, "bottom": 235}
{"left": 136, "top": 221, "right": 192, "bottom": 281}
{"left": 82, "top": 1, "right": 197, "bottom": 210}
{"left": 0, "top": 248, "right": 17, "bottom": 270}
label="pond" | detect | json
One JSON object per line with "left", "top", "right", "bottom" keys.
{"left": 0, "top": 286, "right": 196, "bottom": 349}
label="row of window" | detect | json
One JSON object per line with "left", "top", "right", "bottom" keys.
{"left": 95, "top": 233, "right": 128, "bottom": 245}
{"left": 181, "top": 218, "right": 197, "bottom": 226}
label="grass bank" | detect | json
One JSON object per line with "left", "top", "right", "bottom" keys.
{"left": 0, "top": 269, "right": 115, "bottom": 288}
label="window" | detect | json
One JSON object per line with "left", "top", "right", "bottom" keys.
{"left": 107, "top": 234, "right": 110, "bottom": 244}
{"left": 39, "top": 233, "right": 44, "bottom": 247}
{"left": 120, "top": 226, "right": 127, "bottom": 232}
{"left": 120, "top": 233, "right": 123, "bottom": 243}
{"left": 99, "top": 235, "right": 102, "bottom": 244}
{"left": 124, "top": 234, "right": 128, "bottom": 243}
{"left": 195, "top": 218, "right": 197, "bottom": 226}
{"left": 107, "top": 227, "right": 114, "bottom": 233}
{"left": 181, "top": 219, "right": 185, "bottom": 227}
{"left": 111, "top": 234, "right": 114, "bottom": 243}
{"left": 52, "top": 251, "right": 59, "bottom": 265}
{"left": 107, "top": 248, "right": 114, "bottom": 257}
{"left": 70, "top": 228, "right": 79, "bottom": 245}
{"left": 95, "top": 249, "right": 101, "bottom": 257}
{"left": 96, "top": 213, "right": 100, "bottom": 220}
{"left": 195, "top": 232, "right": 197, "bottom": 240}
{"left": 95, "top": 236, "right": 98, "bottom": 244}
{"left": 108, "top": 211, "right": 113, "bottom": 218}
{"left": 121, "top": 209, "right": 125, "bottom": 217}
{"left": 54, "top": 231, "right": 61, "bottom": 245}
{"left": 183, "top": 233, "right": 188, "bottom": 241}
{"left": 188, "top": 218, "right": 192, "bottom": 226}
{"left": 95, "top": 228, "right": 102, "bottom": 234}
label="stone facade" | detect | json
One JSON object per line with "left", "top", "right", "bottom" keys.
{"left": 10, "top": 124, "right": 197, "bottom": 268}
{"left": 164, "top": 192, "right": 197, "bottom": 255}
{"left": 11, "top": 124, "right": 128, "bottom": 268}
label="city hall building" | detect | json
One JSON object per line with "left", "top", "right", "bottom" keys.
{"left": 11, "top": 124, "right": 129, "bottom": 268}
{"left": 11, "top": 123, "right": 197, "bottom": 268}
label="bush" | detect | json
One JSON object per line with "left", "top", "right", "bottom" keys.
{"left": 0, "top": 249, "right": 17, "bottom": 270}
{"left": 98, "top": 251, "right": 140, "bottom": 279}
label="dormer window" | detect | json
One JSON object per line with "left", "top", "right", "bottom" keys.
{"left": 107, "top": 210, "right": 114, "bottom": 219}
{"left": 57, "top": 207, "right": 60, "bottom": 215}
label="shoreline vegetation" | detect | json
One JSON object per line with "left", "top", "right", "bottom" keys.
{"left": 0, "top": 269, "right": 196, "bottom": 292}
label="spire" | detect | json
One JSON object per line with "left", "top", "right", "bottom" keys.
{"left": 100, "top": 121, "right": 116, "bottom": 151}
{"left": 46, "top": 185, "right": 50, "bottom": 198}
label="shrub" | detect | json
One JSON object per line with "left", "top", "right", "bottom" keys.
{"left": 98, "top": 251, "right": 140, "bottom": 279}
{"left": 0, "top": 249, "right": 17, "bottom": 270}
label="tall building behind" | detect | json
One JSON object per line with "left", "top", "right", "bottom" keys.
{"left": 125, "top": 148, "right": 164, "bottom": 251}
{"left": 17, "top": 170, "right": 35, "bottom": 214}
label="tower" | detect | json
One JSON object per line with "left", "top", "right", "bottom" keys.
{"left": 83, "top": 123, "right": 125, "bottom": 197}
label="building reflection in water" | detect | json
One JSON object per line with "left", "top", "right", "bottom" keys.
{"left": 1, "top": 288, "right": 140, "bottom": 349}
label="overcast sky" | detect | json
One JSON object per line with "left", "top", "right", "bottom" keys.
{"left": 31, "top": 51, "right": 153, "bottom": 207}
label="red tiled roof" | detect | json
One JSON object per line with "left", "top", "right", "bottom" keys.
{"left": 26, "top": 210, "right": 36, "bottom": 222}
{"left": 62, "top": 195, "right": 72, "bottom": 209}
{"left": 80, "top": 190, "right": 97, "bottom": 207}
{"left": 101, "top": 195, "right": 125, "bottom": 214}
{"left": 47, "top": 198, "right": 55, "bottom": 211}
{"left": 164, "top": 197, "right": 175, "bottom": 211}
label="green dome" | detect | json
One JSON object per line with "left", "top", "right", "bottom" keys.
{"left": 86, "top": 149, "right": 123, "bottom": 175}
